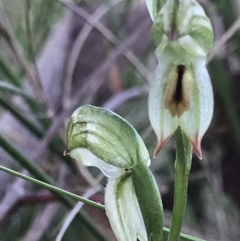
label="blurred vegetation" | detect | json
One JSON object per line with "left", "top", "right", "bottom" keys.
{"left": 0, "top": 0, "right": 240, "bottom": 240}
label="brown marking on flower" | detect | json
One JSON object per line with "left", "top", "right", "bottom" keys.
{"left": 164, "top": 64, "right": 192, "bottom": 117}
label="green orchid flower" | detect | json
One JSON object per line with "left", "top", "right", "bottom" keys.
{"left": 65, "top": 105, "right": 163, "bottom": 241}
{"left": 147, "top": 0, "right": 214, "bottom": 158}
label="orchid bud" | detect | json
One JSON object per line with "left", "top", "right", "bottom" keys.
{"left": 66, "top": 105, "right": 163, "bottom": 241}
{"left": 66, "top": 105, "right": 149, "bottom": 177}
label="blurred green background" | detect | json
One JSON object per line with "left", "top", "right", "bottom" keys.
{"left": 0, "top": 0, "right": 240, "bottom": 240}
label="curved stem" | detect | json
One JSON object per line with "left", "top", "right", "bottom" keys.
{"left": 0, "top": 164, "right": 206, "bottom": 241}
{"left": 167, "top": 127, "right": 193, "bottom": 241}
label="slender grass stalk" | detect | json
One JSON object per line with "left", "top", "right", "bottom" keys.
{"left": 0, "top": 56, "right": 21, "bottom": 86}
{"left": 0, "top": 93, "right": 71, "bottom": 164}
{"left": 0, "top": 165, "right": 206, "bottom": 241}
{"left": 0, "top": 165, "right": 104, "bottom": 209}
{"left": 0, "top": 134, "right": 110, "bottom": 241}
{"left": 0, "top": 87, "right": 50, "bottom": 131}
{"left": 167, "top": 128, "right": 193, "bottom": 241}
{"left": 0, "top": 134, "right": 52, "bottom": 183}
{"left": 0, "top": 80, "right": 66, "bottom": 163}
{"left": 219, "top": 0, "right": 240, "bottom": 57}
{"left": 0, "top": 81, "right": 38, "bottom": 104}
{"left": 0, "top": 95, "right": 43, "bottom": 136}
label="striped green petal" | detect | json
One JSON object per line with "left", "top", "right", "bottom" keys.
{"left": 105, "top": 175, "right": 148, "bottom": 241}
{"left": 66, "top": 105, "right": 150, "bottom": 173}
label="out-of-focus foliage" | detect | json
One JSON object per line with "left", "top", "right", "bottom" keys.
{"left": 0, "top": 0, "right": 240, "bottom": 240}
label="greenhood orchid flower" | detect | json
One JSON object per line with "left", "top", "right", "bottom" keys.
{"left": 147, "top": 0, "right": 214, "bottom": 158}
{"left": 65, "top": 105, "right": 163, "bottom": 241}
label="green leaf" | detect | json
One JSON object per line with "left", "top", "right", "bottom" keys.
{"left": 132, "top": 161, "right": 164, "bottom": 241}
{"left": 0, "top": 55, "right": 20, "bottom": 86}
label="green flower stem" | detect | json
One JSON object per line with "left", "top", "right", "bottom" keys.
{"left": 167, "top": 127, "right": 193, "bottom": 241}
{"left": 0, "top": 164, "right": 206, "bottom": 241}
{"left": 0, "top": 134, "right": 109, "bottom": 241}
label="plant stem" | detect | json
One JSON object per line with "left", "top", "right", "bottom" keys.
{"left": 0, "top": 165, "right": 104, "bottom": 210}
{"left": 167, "top": 127, "right": 193, "bottom": 241}
{"left": 164, "top": 227, "right": 205, "bottom": 241}
{"left": 0, "top": 164, "right": 206, "bottom": 241}
{"left": 0, "top": 134, "right": 109, "bottom": 241}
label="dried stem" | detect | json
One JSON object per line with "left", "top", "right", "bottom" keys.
{"left": 62, "top": 5, "right": 109, "bottom": 110}
{"left": 58, "top": 0, "right": 151, "bottom": 82}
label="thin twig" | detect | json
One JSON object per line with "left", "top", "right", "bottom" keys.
{"left": 62, "top": 5, "right": 109, "bottom": 110}
{"left": 20, "top": 203, "right": 59, "bottom": 241}
{"left": 207, "top": 16, "right": 240, "bottom": 63}
{"left": 32, "top": 18, "right": 151, "bottom": 162}
{"left": 58, "top": 0, "right": 151, "bottom": 82}
{"left": 102, "top": 85, "right": 148, "bottom": 110}
{"left": 0, "top": 171, "right": 27, "bottom": 221}
{"left": 56, "top": 185, "right": 102, "bottom": 241}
